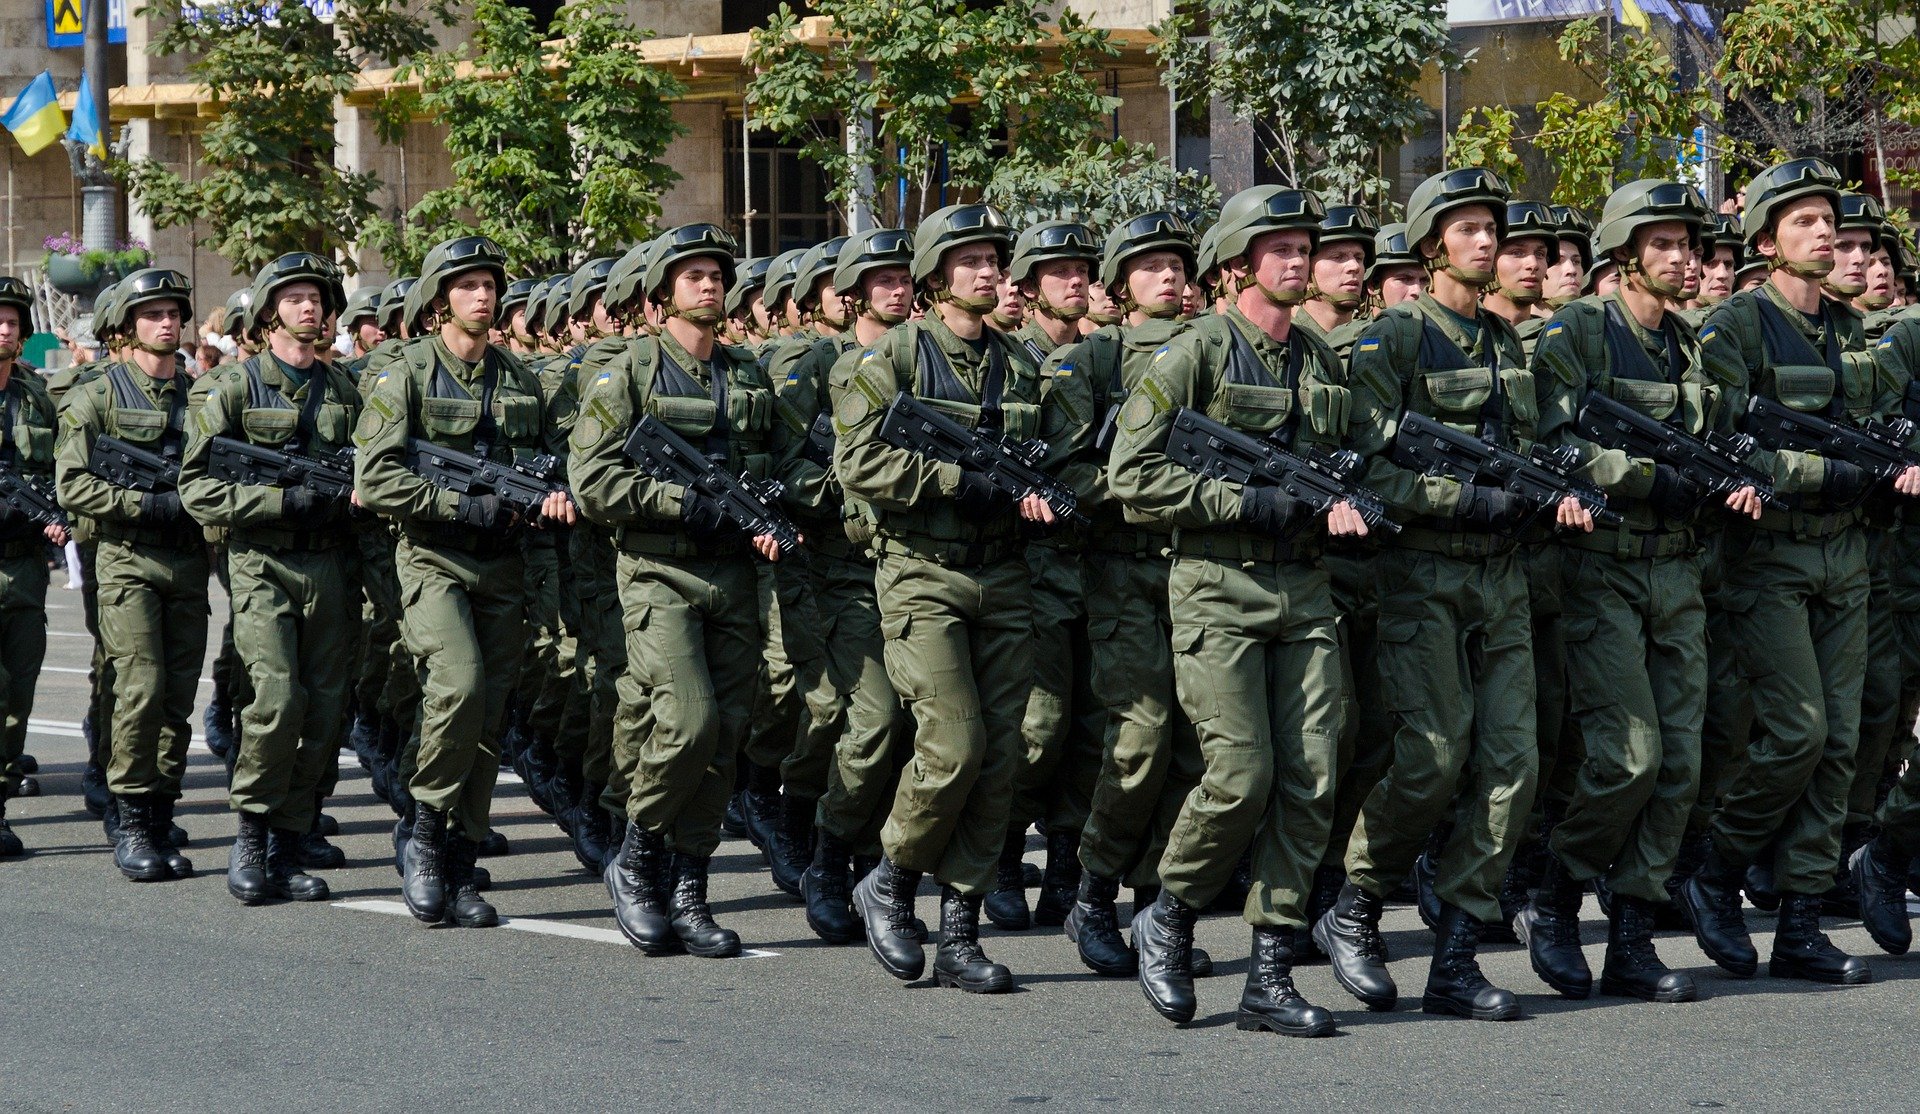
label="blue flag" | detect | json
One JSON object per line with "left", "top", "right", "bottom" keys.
{"left": 67, "top": 70, "right": 105, "bottom": 161}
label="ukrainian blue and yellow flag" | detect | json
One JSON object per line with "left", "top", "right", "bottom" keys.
{"left": 2, "top": 71, "right": 65, "bottom": 157}
{"left": 67, "top": 71, "right": 106, "bottom": 161}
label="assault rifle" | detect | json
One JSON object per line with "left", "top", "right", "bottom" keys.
{"left": 87, "top": 435, "right": 180, "bottom": 493}
{"left": 208, "top": 438, "right": 356, "bottom": 503}
{"left": 403, "top": 439, "right": 568, "bottom": 518}
{"left": 621, "top": 412, "right": 804, "bottom": 558}
{"left": 1392, "top": 411, "right": 1620, "bottom": 529}
{"left": 1577, "top": 392, "right": 1784, "bottom": 511}
{"left": 0, "top": 468, "right": 66, "bottom": 530}
{"left": 1162, "top": 408, "right": 1399, "bottom": 536}
{"left": 876, "top": 391, "right": 1086, "bottom": 526}
{"left": 1746, "top": 395, "right": 1920, "bottom": 489}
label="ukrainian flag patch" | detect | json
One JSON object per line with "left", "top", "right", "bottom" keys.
{"left": 1358, "top": 338, "right": 1382, "bottom": 353}
{"left": 1544, "top": 322, "right": 1565, "bottom": 338}
{"left": 1700, "top": 325, "right": 1718, "bottom": 343}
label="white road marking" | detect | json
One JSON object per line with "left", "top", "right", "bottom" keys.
{"left": 47, "top": 630, "right": 95, "bottom": 638}
{"left": 330, "top": 899, "right": 779, "bottom": 956}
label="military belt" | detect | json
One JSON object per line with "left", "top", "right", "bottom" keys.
{"left": 402, "top": 522, "right": 521, "bottom": 559}
{"left": 96, "top": 521, "right": 204, "bottom": 550}
{"left": 1391, "top": 526, "right": 1519, "bottom": 559}
{"left": 230, "top": 524, "right": 352, "bottom": 553}
{"left": 1087, "top": 527, "right": 1172, "bottom": 558}
{"left": 1168, "top": 529, "right": 1319, "bottom": 564}
{"left": 871, "top": 534, "right": 1017, "bottom": 568}
{"left": 613, "top": 525, "right": 746, "bottom": 560}
{"left": 1564, "top": 525, "right": 1699, "bottom": 560}
{"left": 1754, "top": 505, "right": 1863, "bottom": 540}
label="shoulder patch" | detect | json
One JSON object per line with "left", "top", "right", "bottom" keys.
{"left": 1152, "top": 345, "right": 1171, "bottom": 363}
{"left": 1878, "top": 335, "right": 1894, "bottom": 349}
{"left": 1358, "top": 338, "right": 1382, "bottom": 353}
{"left": 1700, "top": 325, "right": 1718, "bottom": 344}
{"left": 1543, "top": 322, "right": 1565, "bottom": 338}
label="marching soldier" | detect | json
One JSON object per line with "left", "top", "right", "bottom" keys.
{"left": 1298, "top": 205, "right": 1377, "bottom": 341}
{"left": 993, "top": 219, "right": 1105, "bottom": 929}
{"left": 571, "top": 223, "right": 799, "bottom": 959}
{"left": 0, "top": 277, "right": 66, "bottom": 856}
{"left": 1526, "top": 179, "right": 1763, "bottom": 1004}
{"left": 355, "top": 235, "right": 575, "bottom": 928}
{"left": 55, "top": 269, "right": 208, "bottom": 883}
{"left": 1106, "top": 187, "right": 1369, "bottom": 1035}
{"left": 179, "top": 253, "right": 364, "bottom": 904}
{"left": 1682, "top": 158, "right": 1918, "bottom": 986}
{"left": 831, "top": 203, "right": 1073, "bottom": 992}
{"left": 1316, "top": 168, "right": 1595, "bottom": 1022}
{"left": 1544, "top": 206, "right": 1592, "bottom": 312}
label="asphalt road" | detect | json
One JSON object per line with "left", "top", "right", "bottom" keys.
{"left": 3, "top": 581, "right": 1919, "bottom": 1112}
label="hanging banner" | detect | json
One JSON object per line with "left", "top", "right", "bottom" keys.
{"left": 47, "top": 0, "right": 128, "bottom": 49}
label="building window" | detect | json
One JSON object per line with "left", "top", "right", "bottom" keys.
{"left": 725, "top": 123, "right": 841, "bottom": 256}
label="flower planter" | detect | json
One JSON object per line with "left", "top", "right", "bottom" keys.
{"left": 46, "top": 252, "right": 113, "bottom": 295}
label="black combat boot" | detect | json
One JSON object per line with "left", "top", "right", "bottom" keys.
{"left": 1033, "top": 827, "right": 1081, "bottom": 927}
{"left": 802, "top": 829, "right": 857, "bottom": 944}
{"left": 112, "top": 796, "right": 169, "bottom": 882}
{"left": 1769, "top": 892, "right": 1871, "bottom": 984}
{"left": 933, "top": 886, "right": 1013, "bottom": 992}
{"left": 1423, "top": 902, "right": 1521, "bottom": 1021}
{"left": 1298, "top": 865, "right": 1345, "bottom": 963}
{"left": 851, "top": 857, "right": 926, "bottom": 981}
{"left": 741, "top": 762, "right": 782, "bottom": 860}
{"left": 11, "top": 774, "right": 37, "bottom": 797}
{"left": 1680, "top": 843, "right": 1757, "bottom": 977}
{"left": 443, "top": 835, "right": 498, "bottom": 927}
{"left": 769, "top": 793, "right": 815, "bottom": 900}
{"left": 1065, "top": 872, "right": 1134, "bottom": 976}
{"left": 1744, "top": 861, "right": 1779, "bottom": 912}
{"left": 81, "top": 757, "right": 109, "bottom": 818}
{"left": 1601, "top": 894, "right": 1696, "bottom": 1002}
{"left": 1313, "top": 882, "right": 1397, "bottom": 1011}
{"left": 316, "top": 811, "right": 339, "bottom": 837}
{"left": 1821, "top": 822, "right": 1872, "bottom": 918}
{"left": 1489, "top": 857, "right": 1533, "bottom": 944}
{"left": 1412, "top": 850, "right": 1443, "bottom": 932}
{"left": 1851, "top": 836, "right": 1914, "bottom": 955}
{"left": 1133, "top": 889, "right": 1198, "bottom": 1024}
{"left": 516, "top": 730, "right": 559, "bottom": 816}
{"left": 479, "top": 828, "right": 511, "bottom": 857}
{"left": 1238, "top": 927, "right": 1336, "bottom": 1037}
{"left": 1128, "top": 884, "right": 1211, "bottom": 976}
{"left": 546, "top": 761, "right": 582, "bottom": 838}
{"left": 606, "top": 823, "right": 677, "bottom": 955}
{"left": 0, "top": 798, "right": 21, "bottom": 858}
{"left": 266, "top": 826, "right": 331, "bottom": 902}
{"left": 1660, "top": 832, "right": 1707, "bottom": 931}
{"left": 300, "top": 793, "right": 346, "bottom": 870}
{"left": 984, "top": 829, "right": 1032, "bottom": 930}
{"left": 722, "top": 791, "right": 749, "bottom": 839}
{"left": 401, "top": 803, "right": 449, "bottom": 923}
{"left": 668, "top": 854, "right": 741, "bottom": 958}
{"left": 15, "top": 753, "right": 34, "bottom": 774}
{"left": 1514, "top": 856, "right": 1591, "bottom": 999}
{"left": 348, "top": 706, "right": 380, "bottom": 772}
{"left": 227, "top": 812, "right": 274, "bottom": 904}
{"left": 569, "top": 781, "right": 611, "bottom": 873}
{"left": 203, "top": 681, "right": 236, "bottom": 760}
{"left": 150, "top": 796, "right": 193, "bottom": 878}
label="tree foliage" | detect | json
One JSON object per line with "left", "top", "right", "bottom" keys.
{"left": 125, "top": 0, "right": 449, "bottom": 275}
{"left": 745, "top": 0, "right": 1122, "bottom": 226}
{"left": 362, "top": 0, "right": 686, "bottom": 275}
{"left": 980, "top": 140, "right": 1222, "bottom": 230}
{"left": 1156, "top": 0, "right": 1461, "bottom": 212}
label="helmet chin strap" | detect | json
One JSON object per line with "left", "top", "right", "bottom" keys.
{"left": 1484, "top": 281, "right": 1541, "bottom": 307}
{"left": 1428, "top": 249, "right": 1495, "bottom": 288}
{"left": 1545, "top": 294, "right": 1579, "bottom": 309}
{"left": 1622, "top": 258, "right": 1685, "bottom": 300}
{"left": 1859, "top": 293, "right": 1894, "bottom": 311}
{"left": 1823, "top": 279, "right": 1867, "bottom": 298}
{"left": 673, "top": 305, "right": 724, "bottom": 327}
{"left": 1033, "top": 294, "right": 1087, "bottom": 322}
{"left": 1774, "top": 255, "right": 1834, "bottom": 280}
{"left": 451, "top": 314, "right": 492, "bottom": 338}
{"left": 1304, "top": 283, "right": 1364, "bottom": 312}
{"left": 933, "top": 287, "right": 998, "bottom": 315}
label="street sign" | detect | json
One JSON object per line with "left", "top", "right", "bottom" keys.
{"left": 47, "top": 0, "right": 128, "bottom": 49}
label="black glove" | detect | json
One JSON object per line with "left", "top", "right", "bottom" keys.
{"left": 1646, "top": 464, "right": 1706, "bottom": 519}
{"left": 140, "top": 491, "right": 184, "bottom": 526}
{"left": 1453, "top": 483, "right": 1533, "bottom": 532}
{"left": 680, "top": 488, "right": 741, "bottom": 545}
{"left": 280, "top": 486, "right": 338, "bottom": 528}
{"left": 1239, "top": 485, "right": 1311, "bottom": 539}
{"left": 455, "top": 493, "right": 513, "bottom": 532}
{"left": 952, "top": 469, "right": 1015, "bottom": 523}
{"left": 1820, "top": 458, "right": 1874, "bottom": 505}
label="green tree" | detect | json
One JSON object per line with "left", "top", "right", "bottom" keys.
{"left": 980, "top": 140, "right": 1221, "bottom": 229}
{"left": 362, "top": 0, "right": 687, "bottom": 275}
{"left": 745, "top": 0, "right": 1123, "bottom": 226}
{"left": 125, "top": 0, "right": 449, "bottom": 274}
{"left": 1155, "top": 0, "right": 1461, "bottom": 212}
